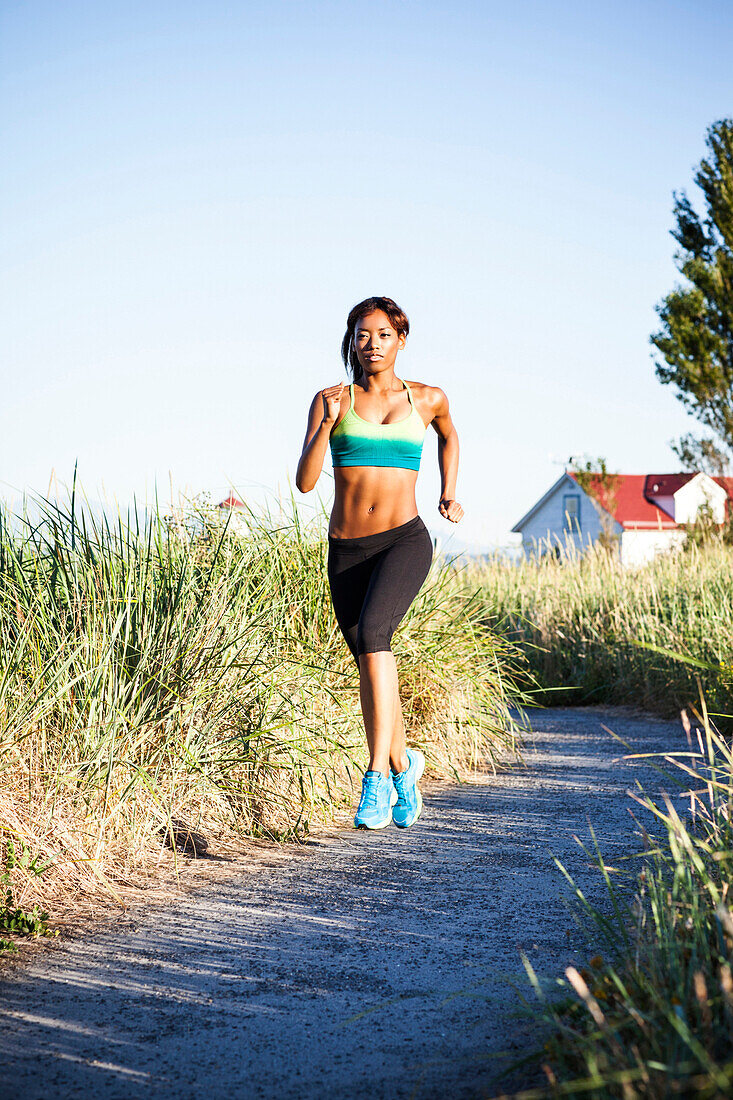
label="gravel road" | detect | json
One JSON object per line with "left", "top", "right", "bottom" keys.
{"left": 0, "top": 707, "right": 687, "bottom": 1100}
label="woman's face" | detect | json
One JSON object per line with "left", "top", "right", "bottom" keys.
{"left": 354, "top": 310, "right": 406, "bottom": 374}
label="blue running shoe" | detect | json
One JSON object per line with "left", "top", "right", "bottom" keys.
{"left": 391, "top": 748, "right": 425, "bottom": 828}
{"left": 354, "top": 770, "right": 398, "bottom": 829}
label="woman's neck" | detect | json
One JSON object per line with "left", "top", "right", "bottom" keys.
{"left": 357, "top": 367, "right": 401, "bottom": 395}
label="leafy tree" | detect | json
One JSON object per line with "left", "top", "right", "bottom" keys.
{"left": 651, "top": 119, "right": 733, "bottom": 476}
{"left": 568, "top": 456, "right": 621, "bottom": 553}
{"left": 672, "top": 432, "right": 730, "bottom": 478}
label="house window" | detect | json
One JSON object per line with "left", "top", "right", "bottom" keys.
{"left": 563, "top": 494, "right": 580, "bottom": 531}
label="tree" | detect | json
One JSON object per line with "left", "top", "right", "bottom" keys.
{"left": 670, "top": 432, "right": 730, "bottom": 478}
{"left": 651, "top": 119, "right": 733, "bottom": 476}
{"left": 568, "top": 456, "right": 621, "bottom": 553}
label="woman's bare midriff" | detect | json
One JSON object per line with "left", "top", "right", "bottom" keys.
{"left": 328, "top": 466, "right": 419, "bottom": 539}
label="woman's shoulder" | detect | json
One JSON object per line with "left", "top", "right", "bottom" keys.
{"left": 405, "top": 380, "right": 448, "bottom": 413}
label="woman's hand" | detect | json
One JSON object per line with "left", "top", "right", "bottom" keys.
{"left": 297, "top": 383, "right": 345, "bottom": 494}
{"left": 321, "top": 382, "right": 345, "bottom": 425}
{"left": 439, "top": 498, "right": 464, "bottom": 523}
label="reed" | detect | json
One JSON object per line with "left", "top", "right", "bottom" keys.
{"left": 465, "top": 542, "right": 733, "bottom": 716}
{"left": 0, "top": 487, "right": 524, "bottom": 928}
{"left": 465, "top": 543, "right": 733, "bottom": 1096}
{"left": 515, "top": 697, "right": 733, "bottom": 1098}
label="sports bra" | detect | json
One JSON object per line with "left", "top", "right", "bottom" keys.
{"left": 329, "top": 380, "right": 427, "bottom": 471}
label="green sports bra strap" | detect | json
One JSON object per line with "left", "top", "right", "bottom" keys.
{"left": 347, "top": 378, "right": 416, "bottom": 416}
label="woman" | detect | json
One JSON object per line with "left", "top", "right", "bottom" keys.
{"left": 296, "top": 296, "right": 463, "bottom": 830}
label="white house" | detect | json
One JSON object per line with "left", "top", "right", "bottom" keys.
{"left": 512, "top": 471, "right": 733, "bottom": 566}
{"left": 216, "top": 493, "right": 247, "bottom": 535}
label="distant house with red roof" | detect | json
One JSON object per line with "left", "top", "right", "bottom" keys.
{"left": 216, "top": 493, "right": 247, "bottom": 534}
{"left": 512, "top": 471, "right": 733, "bottom": 566}
{"left": 217, "top": 494, "right": 245, "bottom": 512}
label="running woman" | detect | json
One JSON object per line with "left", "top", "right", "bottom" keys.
{"left": 296, "top": 296, "right": 463, "bottom": 829}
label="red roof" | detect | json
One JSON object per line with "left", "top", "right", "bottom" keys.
{"left": 566, "top": 472, "right": 733, "bottom": 529}
{"left": 644, "top": 474, "right": 695, "bottom": 498}
{"left": 217, "top": 494, "right": 245, "bottom": 510}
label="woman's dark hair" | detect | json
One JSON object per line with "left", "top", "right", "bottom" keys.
{"left": 341, "top": 296, "right": 410, "bottom": 381}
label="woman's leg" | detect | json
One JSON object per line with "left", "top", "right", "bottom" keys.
{"left": 356, "top": 521, "right": 433, "bottom": 774}
{"left": 357, "top": 652, "right": 408, "bottom": 776}
{"left": 390, "top": 686, "right": 408, "bottom": 775}
{"left": 326, "top": 544, "right": 373, "bottom": 664}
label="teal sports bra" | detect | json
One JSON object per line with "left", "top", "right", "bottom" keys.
{"left": 330, "top": 380, "right": 427, "bottom": 472}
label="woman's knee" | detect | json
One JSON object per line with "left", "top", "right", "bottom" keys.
{"left": 356, "top": 585, "right": 416, "bottom": 656}
{"left": 356, "top": 648, "right": 396, "bottom": 680}
{"left": 356, "top": 615, "right": 393, "bottom": 657}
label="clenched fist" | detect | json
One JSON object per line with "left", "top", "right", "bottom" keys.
{"left": 439, "top": 498, "right": 464, "bottom": 523}
{"left": 321, "top": 382, "right": 345, "bottom": 425}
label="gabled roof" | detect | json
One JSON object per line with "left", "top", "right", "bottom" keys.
{"left": 217, "top": 494, "right": 245, "bottom": 510}
{"left": 510, "top": 473, "right": 574, "bottom": 532}
{"left": 512, "top": 471, "right": 733, "bottom": 534}
{"left": 566, "top": 473, "right": 678, "bottom": 529}
{"left": 643, "top": 473, "right": 695, "bottom": 498}
{"left": 571, "top": 471, "right": 733, "bottom": 529}
{"left": 714, "top": 476, "right": 733, "bottom": 497}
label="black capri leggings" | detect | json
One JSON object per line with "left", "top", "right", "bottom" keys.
{"left": 327, "top": 515, "right": 434, "bottom": 666}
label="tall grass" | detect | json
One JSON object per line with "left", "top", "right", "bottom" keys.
{"left": 466, "top": 543, "right": 733, "bottom": 1096}
{"left": 467, "top": 542, "right": 733, "bottom": 716}
{"left": 517, "top": 698, "right": 733, "bottom": 1098}
{"left": 0, "top": 487, "right": 524, "bottom": 923}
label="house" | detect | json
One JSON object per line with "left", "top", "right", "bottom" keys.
{"left": 216, "top": 493, "right": 247, "bottom": 534}
{"left": 217, "top": 493, "right": 245, "bottom": 512}
{"left": 512, "top": 471, "right": 733, "bottom": 566}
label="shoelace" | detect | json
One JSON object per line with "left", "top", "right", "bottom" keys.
{"left": 392, "top": 771, "right": 409, "bottom": 796}
{"left": 361, "top": 774, "right": 382, "bottom": 807}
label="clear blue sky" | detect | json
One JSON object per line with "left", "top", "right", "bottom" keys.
{"left": 2, "top": 0, "right": 731, "bottom": 548}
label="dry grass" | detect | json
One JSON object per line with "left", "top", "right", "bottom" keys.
{"left": 510, "top": 699, "right": 733, "bottom": 1098}
{"left": 462, "top": 540, "right": 733, "bottom": 1096}
{"left": 466, "top": 540, "right": 733, "bottom": 716}
{"left": 0, "top": 489, "right": 525, "bottom": 932}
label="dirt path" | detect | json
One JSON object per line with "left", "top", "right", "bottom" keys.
{"left": 0, "top": 708, "right": 686, "bottom": 1100}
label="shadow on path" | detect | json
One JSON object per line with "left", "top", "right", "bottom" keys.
{"left": 0, "top": 708, "right": 686, "bottom": 1100}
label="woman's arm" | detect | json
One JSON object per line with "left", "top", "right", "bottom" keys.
{"left": 429, "top": 388, "right": 464, "bottom": 523}
{"left": 295, "top": 383, "right": 344, "bottom": 493}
